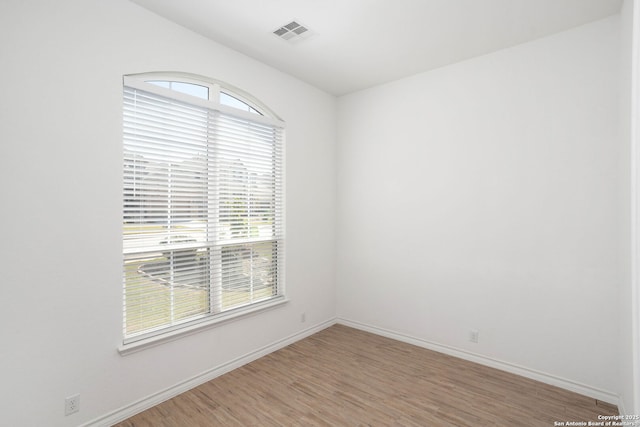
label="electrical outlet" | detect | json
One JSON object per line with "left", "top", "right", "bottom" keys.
{"left": 469, "top": 329, "right": 479, "bottom": 343}
{"left": 301, "top": 312, "right": 306, "bottom": 323}
{"left": 65, "top": 394, "right": 80, "bottom": 416}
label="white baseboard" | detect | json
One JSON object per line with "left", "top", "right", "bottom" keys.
{"left": 617, "top": 401, "right": 640, "bottom": 427}
{"left": 83, "top": 318, "right": 337, "bottom": 427}
{"left": 337, "top": 317, "right": 620, "bottom": 407}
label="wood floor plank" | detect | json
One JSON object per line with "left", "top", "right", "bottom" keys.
{"left": 114, "top": 325, "right": 618, "bottom": 426}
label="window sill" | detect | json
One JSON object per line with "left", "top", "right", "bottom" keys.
{"left": 118, "top": 297, "right": 289, "bottom": 356}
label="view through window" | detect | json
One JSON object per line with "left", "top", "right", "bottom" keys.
{"left": 122, "top": 74, "right": 285, "bottom": 344}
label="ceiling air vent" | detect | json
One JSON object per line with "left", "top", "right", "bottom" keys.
{"left": 273, "top": 21, "right": 313, "bottom": 43}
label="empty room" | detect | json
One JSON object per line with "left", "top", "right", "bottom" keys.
{"left": 1, "top": 0, "right": 639, "bottom": 425}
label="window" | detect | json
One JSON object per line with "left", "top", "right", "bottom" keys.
{"left": 122, "top": 73, "right": 285, "bottom": 346}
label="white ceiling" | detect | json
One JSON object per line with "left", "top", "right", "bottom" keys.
{"left": 130, "top": 0, "right": 622, "bottom": 96}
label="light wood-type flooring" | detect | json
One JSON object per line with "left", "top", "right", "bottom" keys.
{"left": 115, "top": 324, "right": 618, "bottom": 426}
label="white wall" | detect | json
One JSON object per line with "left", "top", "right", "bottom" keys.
{"left": 336, "top": 16, "right": 622, "bottom": 397}
{"left": 620, "top": 0, "right": 640, "bottom": 416}
{"left": 0, "top": 1, "right": 336, "bottom": 425}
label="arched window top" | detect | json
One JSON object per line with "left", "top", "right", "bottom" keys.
{"left": 124, "top": 72, "right": 282, "bottom": 122}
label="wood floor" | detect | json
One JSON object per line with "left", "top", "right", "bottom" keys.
{"left": 115, "top": 324, "right": 617, "bottom": 426}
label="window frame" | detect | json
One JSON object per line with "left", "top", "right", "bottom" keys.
{"left": 120, "top": 72, "right": 286, "bottom": 355}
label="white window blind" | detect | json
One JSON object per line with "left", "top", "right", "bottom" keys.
{"left": 122, "top": 76, "right": 284, "bottom": 344}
